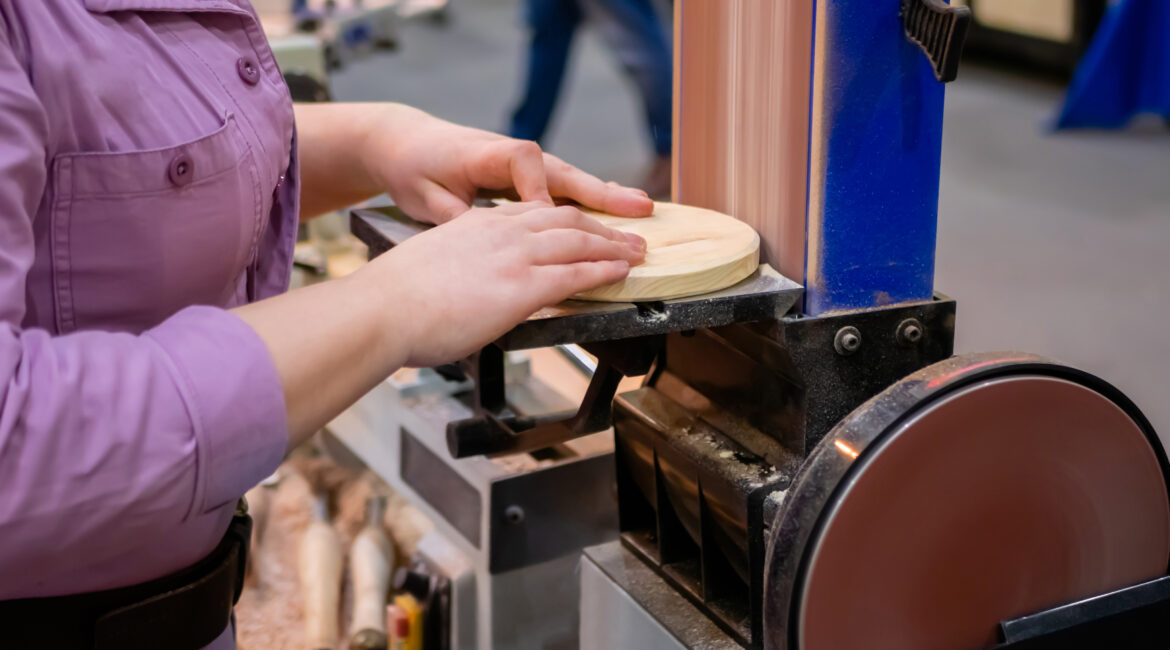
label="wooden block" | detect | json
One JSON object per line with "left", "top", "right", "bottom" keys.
{"left": 299, "top": 498, "right": 343, "bottom": 650}
{"left": 349, "top": 497, "right": 394, "bottom": 648}
{"left": 574, "top": 201, "right": 760, "bottom": 302}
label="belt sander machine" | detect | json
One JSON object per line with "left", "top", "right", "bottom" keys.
{"left": 342, "top": 1, "right": 1170, "bottom": 648}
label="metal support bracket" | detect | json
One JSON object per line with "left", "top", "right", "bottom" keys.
{"left": 901, "top": 0, "right": 972, "bottom": 82}
{"left": 997, "top": 574, "right": 1170, "bottom": 648}
{"left": 446, "top": 336, "right": 663, "bottom": 458}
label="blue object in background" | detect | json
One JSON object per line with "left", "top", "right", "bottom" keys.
{"left": 1055, "top": 0, "right": 1170, "bottom": 129}
{"left": 509, "top": 0, "right": 673, "bottom": 157}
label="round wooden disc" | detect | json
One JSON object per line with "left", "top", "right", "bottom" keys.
{"left": 574, "top": 202, "right": 760, "bottom": 302}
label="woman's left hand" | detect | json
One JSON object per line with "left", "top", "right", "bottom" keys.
{"left": 358, "top": 104, "right": 655, "bottom": 224}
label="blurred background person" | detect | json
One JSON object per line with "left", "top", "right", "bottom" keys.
{"left": 509, "top": 0, "right": 673, "bottom": 198}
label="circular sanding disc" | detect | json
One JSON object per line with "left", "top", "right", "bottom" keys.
{"left": 794, "top": 375, "right": 1170, "bottom": 650}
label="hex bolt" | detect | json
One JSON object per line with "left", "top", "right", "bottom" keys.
{"left": 834, "top": 326, "right": 862, "bottom": 356}
{"left": 896, "top": 319, "right": 924, "bottom": 347}
{"left": 504, "top": 505, "right": 525, "bottom": 525}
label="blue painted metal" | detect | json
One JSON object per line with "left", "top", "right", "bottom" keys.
{"left": 803, "top": 0, "right": 947, "bottom": 316}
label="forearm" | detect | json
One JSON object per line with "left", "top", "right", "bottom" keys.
{"left": 233, "top": 270, "right": 408, "bottom": 451}
{"left": 294, "top": 102, "right": 430, "bottom": 219}
{"left": 0, "top": 309, "right": 287, "bottom": 590}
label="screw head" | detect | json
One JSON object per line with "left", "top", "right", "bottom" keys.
{"left": 504, "top": 505, "right": 525, "bottom": 525}
{"left": 897, "top": 319, "right": 924, "bottom": 346}
{"left": 834, "top": 326, "right": 862, "bottom": 356}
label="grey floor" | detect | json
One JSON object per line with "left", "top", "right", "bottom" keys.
{"left": 333, "top": 0, "right": 1170, "bottom": 439}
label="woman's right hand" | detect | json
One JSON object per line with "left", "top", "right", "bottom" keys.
{"left": 358, "top": 201, "right": 646, "bottom": 368}
{"left": 236, "top": 200, "right": 643, "bottom": 447}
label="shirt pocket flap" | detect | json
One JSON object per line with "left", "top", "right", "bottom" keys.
{"left": 62, "top": 115, "right": 248, "bottom": 198}
{"left": 49, "top": 114, "right": 263, "bottom": 334}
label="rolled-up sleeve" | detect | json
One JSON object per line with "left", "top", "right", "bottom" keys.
{"left": 0, "top": 15, "right": 287, "bottom": 585}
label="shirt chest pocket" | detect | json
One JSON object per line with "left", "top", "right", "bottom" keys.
{"left": 49, "top": 115, "right": 265, "bottom": 334}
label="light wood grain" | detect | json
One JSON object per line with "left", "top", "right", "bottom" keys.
{"left": 349, "top": 499, "right": 394, "bottom": 646}
{"left": 574, "top": 201, "right": 760, "bottom": 302}
{"left": 244, "top": 484, "right": 271, "bottom": 578}
{"left": 299, "top": 499, "right": 344, "bottom": 650}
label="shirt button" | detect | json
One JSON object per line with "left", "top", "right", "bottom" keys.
{"left": 168, "top": 153, "right": 194, "bottom": 187}
{"left": 237, "top": 56, "right": 261, "bottom": 86}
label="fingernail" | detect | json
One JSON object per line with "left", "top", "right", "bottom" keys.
{"left": 624, "top": 232, "right": 647, "bottom": 251}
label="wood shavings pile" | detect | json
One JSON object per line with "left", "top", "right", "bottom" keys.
{"left": 236, "top": 453, "right": 432, "bottom": 650}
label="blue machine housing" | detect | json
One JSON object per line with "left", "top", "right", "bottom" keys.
{"left": 803, "top": 0, "right": 947, "bottom": 316}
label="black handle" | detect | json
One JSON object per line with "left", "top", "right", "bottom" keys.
{"left": 445, "top": 362, "right": 627, "bottom": 459}
{"left": 445, "top": 337, "right": 662, "bottom": 459}
{"left": 901, "top": 0, "right": 971, "bottom": 83}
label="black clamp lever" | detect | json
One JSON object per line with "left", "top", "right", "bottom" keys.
{"left": 901, "top": 0, "right": 971, "bottom": 83}
{"left": 445, "top": 337, "right": 663, "bottom": 459}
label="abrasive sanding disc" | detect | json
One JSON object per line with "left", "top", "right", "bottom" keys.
{"left": 766, "top": 357, "right": 1170, "bottom": 650}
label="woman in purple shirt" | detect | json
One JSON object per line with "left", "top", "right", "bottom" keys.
{"left": 0, "top": 1, "right": 651, "bottom": 647}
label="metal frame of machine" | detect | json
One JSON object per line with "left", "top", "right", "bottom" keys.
{"left": 608, "top": 298, "right": 956, "bottom": 647}
{"left": 331, "top": 1, "right": 1170, "bottom": 648}
{"left": 580, "top": 352, "right": 1170, "bottom": 650}
{"left": 336, "top": 204, "right": 808, "bottom": 649}
{"left": 342, "top": 215, "right": 1170, "bottom": 649}
{"left": 328, "top": 352, "right": 620, "bottom": 649}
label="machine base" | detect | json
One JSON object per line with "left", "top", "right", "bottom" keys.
{"left": 580, "top": 542, "right": 743, "bottom": 650}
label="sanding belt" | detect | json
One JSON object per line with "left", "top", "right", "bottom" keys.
{"left": 0, "top": 503, "right": 251, "bottom": 649}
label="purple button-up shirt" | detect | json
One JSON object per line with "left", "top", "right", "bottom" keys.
{"left": 0, "top": 0, "right": 296, "bottom": 644}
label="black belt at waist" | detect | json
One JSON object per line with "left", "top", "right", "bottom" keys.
{"left": 0, "top": 508, "right": 251, "bottom": 650}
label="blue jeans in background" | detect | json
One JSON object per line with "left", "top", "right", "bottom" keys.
{"left": 509, "top": 0, "right": 673, "bottom": 157}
